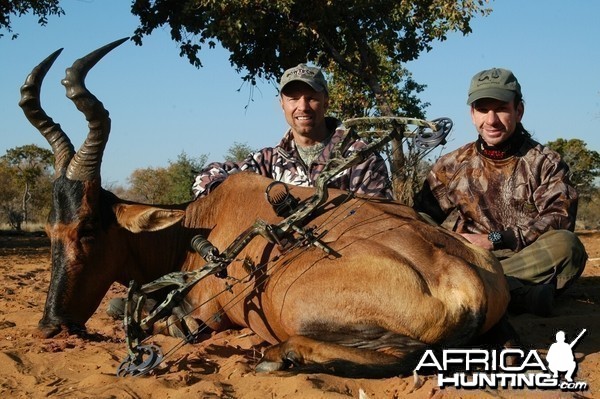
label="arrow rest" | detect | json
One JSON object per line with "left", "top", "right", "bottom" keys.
{"left": 116, "top": 116, "right": 452, "bottom": 376}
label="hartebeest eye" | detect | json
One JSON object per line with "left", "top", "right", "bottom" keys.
{"left": 78, "top": 222, "right": 97, "bottom": 243}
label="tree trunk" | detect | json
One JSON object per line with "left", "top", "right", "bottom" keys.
{"left": 21, "top": 181, "right": 30, "bottom": 226}
{"left": 364, "top": 75, "right": 407, "bottom": 201}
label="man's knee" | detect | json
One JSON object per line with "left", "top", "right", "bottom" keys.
{"left": 541, "top": 230, "right": 582, "bottom": 255}
{"left": 539, "top": 230, "right": 586, "bottom": 265}
{"left": 541, "top": 230, "right": 587, "bottom": 291}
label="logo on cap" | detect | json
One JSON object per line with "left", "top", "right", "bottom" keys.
{"left": 467, "top": 67, "right": 521, "bottom": 105}
{"left": 279, "top": 63, "right": 328, "bottom": 93}
{"left": 286, "top": 67, "right": 316, "bottom": 79}
{"left": 477, "top": 68, "right": 502, "bottom": 83}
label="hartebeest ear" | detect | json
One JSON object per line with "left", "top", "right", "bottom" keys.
{"left": 113, "top": 204, "right": 185, "bottom": 233}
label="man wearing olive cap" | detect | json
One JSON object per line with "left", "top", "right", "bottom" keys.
{"left": 414, "top": 68, "right": 587, "bottom": 317}
{"left": 108, "top": 65, "right": 393, "bottom": 321}
{"left": 192, "top": 63, "right": 392, "bottom": 199}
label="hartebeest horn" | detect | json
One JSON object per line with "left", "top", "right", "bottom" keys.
{"left": 63, "top": 37, "right": 129, "bottom": 181}
{"left": 19, "top": 48, "right": 75, "bottom": 178}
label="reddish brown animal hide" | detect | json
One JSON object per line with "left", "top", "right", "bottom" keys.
{"left": 19, "top": 39, "right": 510, "bottom": 376}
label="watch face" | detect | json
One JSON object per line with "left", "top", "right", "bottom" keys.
{"left": 488, "top": 231, "right": 502, "bottom": 244}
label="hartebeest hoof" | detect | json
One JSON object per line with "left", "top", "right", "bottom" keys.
{"left": 106, "top": 298, "right": 126, "bottom": 320}
{"left": 255, "top": 359, "right": 286, "bottom": 373}
{"left": 24, "top": 39, "right": 510, "bottom": 379}
{"left": 151, "top": 308, "right": 202, "bottom": 342}
{"left": 35, "top": 323, "right": 68, "bottom": 339}
{"left": 171, "top": 305, "right": 202, "bottom": 342}
{"left": 255, "top": 339, "right": 303, "bottom": 372}
{"left": 166, "top": 315, "right": 187, "bottom": 339}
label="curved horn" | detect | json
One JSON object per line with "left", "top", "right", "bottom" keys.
{"left": 19, "top": 48, "right": 75, "bottom": 178}
{"left": 63, "top": 37, "right": 129, "bottom": 181}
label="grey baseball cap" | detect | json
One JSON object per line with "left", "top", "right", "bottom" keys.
{"left": 467, "top": 68, "right": 522, "bottom": 105}
{"left": 279, "top": 63, "right": 328, "bottom": 93}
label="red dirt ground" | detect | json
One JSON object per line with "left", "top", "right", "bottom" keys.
{"left": 1, "top": 231, "right": 599, "bottom": 399}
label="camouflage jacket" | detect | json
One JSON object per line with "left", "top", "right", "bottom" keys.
{"left": 413, "top": 129, "right": 578, "bottom": 252}
{"left": 192, "top": 117, "right": 393, "bottom": 199}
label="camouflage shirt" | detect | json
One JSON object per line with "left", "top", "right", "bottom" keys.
{"left": 414, "top": 129, "right": 578, "bottom": 252}
{"left": 192, "top": 117, "right": 393, "bottom": 199}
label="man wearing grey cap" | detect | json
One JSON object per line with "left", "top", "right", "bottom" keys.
{"left": 413, "top": 68, "right": 587, "bottom": 317}
{"left": 192, "top": 63, "right": 393, "bottom": 199}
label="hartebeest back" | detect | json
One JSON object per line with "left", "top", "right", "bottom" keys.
{"left": 20, "top": 39, "right": 510, "bottom": 376}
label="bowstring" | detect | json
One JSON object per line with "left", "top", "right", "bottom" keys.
{"left": 124, "top": 121, "right": 414, "bottom": 371}
{"left": 132, "top": 224, "right": 324, "bottom": 369}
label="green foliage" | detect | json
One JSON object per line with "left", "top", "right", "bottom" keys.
{"left": 3, "top": 144, "right": 54, "bottom": 182}
{"left": 0, "top": 0, "right": 64, "bottom": 39}
{"left": 0, "top": 160, "right": 25, "bottom": 229}
{"left": 327, "top": 60, "right": 428, "bottom": 120}
{"left": 0, "top": 160, "right": 21, "bottom": 209}
{"left": 545, "top": 138, "right": 600, "bottom": 229}
{"left": 126, "top": 151, "right": 207, "bottom": 204}
{"left": 225, "top": 142, "right": 254, "bottom": 163}
{"left": 4, "top": 1, "right": 492, "bottom": 202}
{"left": 164, "top": 152, "right": 208, "bottom": 203}
{"left": 132, "top": 0, "right": 490, "bottom": 88}
{"left": 546, "top": 138, "right": 600, "bottom": 197}
{"left": 127, "top": 167, "right": 170, "bottom": 203}
{"left": 131, "top": 0, "right": 490, "bottom": 202}
{"left": 0, "top": 144, "right": 54, "bottom": 228}
{"left": 576, "top": 188, "right": 600, "bottom": 230}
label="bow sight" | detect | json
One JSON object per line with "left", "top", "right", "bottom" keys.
{"left": 116, "top": 116, "right": 453, "bottom": 377}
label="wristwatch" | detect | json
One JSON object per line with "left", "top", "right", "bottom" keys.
{"left": 488, "top": 231, "right": 503, "bottom": 249}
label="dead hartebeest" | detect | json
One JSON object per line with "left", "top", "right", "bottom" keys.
{"left": 20, "top": 39, "right": 510, "bottom": 377}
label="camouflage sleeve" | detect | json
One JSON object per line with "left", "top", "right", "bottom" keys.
{"left": 192, "top": 147, "right": 275, "bottom": 198}
{"left": 350, "top": 151, "right": 393, "bottom": 199}
{"left": 345, "top": 140, "right": 393, "bottom": 199}
{"left": 192, "top": 160, "right": 242, "bottom": 198}
{"left": 413, "top": 158, "right": 455, "bottom": 223}
{"left": 414, "top": 149, "right": 578, "bottom": 251}
{"left": 513, "top": 159, "right": 578, "bottom": 250}
{"left": 413, "top": 178, "right": 450, "bottom": 224}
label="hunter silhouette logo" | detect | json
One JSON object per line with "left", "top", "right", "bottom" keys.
{"left": 414, "top": 328, "right": 588, "bottom": 391}
{"left": 546, "top": 329, "right": 586, "bottom": 382}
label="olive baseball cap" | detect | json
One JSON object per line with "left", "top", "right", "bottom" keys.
{"left": 467, "top": 68, "right": 522, "bottom": 105}
{"left": 279, "top": 63, "right": 328, "bottom": 93}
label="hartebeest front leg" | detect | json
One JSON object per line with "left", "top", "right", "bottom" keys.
{"left": 256, "top": 335, "right": 422, "bottom": 377}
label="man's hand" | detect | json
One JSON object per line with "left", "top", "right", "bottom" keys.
{"left": 460, "top": 233, "right": 494, "bottom": 251}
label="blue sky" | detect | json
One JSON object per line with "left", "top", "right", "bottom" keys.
{"left": 1, "top": 0, "right": 599, "bottom": 187}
